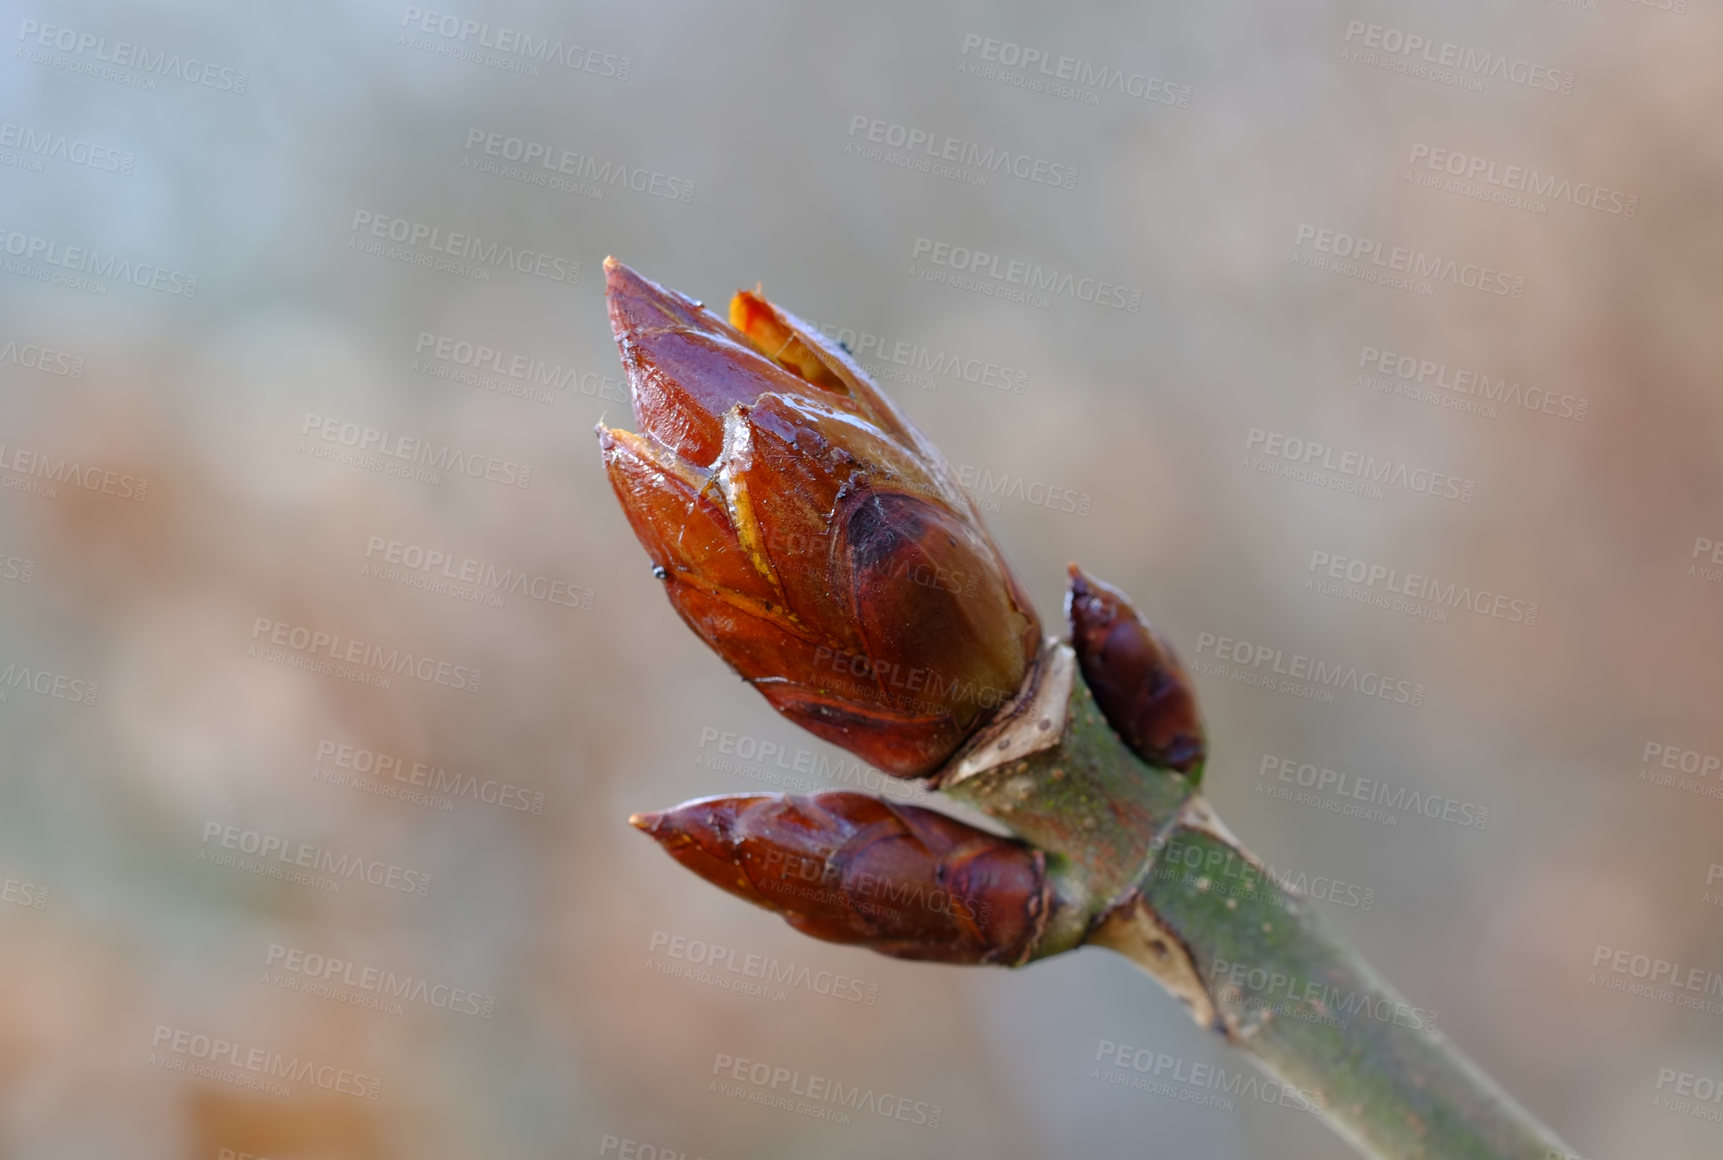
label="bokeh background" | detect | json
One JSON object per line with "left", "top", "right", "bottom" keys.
{"left": 3, "top": 0, "right": 1722, "bottom": 1157}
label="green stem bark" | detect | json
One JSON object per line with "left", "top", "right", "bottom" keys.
{"left": 935, "top": 643, "right": 1574, "bottom": 1160}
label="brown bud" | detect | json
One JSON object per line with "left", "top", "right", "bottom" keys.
{"left": 597, "top": 260, "right": 1040, "bottom": 779}
{"left": 1066, "top": 564, "right": 1206, "bottom": 779}
{"left": 630, "top": 792, "right": 1054, "bottom": 965}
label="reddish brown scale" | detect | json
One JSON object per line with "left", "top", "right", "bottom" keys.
{"left": 1066, "top": 564, "right": 1206, "bottom": 779}
{"left": 630, "top": 792, "right": 1051, "bottom": 965}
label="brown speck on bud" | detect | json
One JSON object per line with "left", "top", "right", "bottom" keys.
{"left": 1066, "top": 564, "right": 1206, "bottom": 779}
{"left": 631, "top": 791, "right": 1055, "bottom": 965}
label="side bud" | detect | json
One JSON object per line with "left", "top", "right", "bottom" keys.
{"left": 1066, "top": 564, "right": 1206, "bottom": 780}
{"left": 630, "top": 792, "right": 1068, "bottom": 965}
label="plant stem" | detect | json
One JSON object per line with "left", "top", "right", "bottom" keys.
{"left": 936, "top": 642, "right": 1575, "bottom": 1160}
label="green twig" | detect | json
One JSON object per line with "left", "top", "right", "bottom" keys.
{"left": 936, "top": 642, "right": 1574, "bottom": 1160}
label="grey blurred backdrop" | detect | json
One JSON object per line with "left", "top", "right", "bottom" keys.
{"left": 2, "top": 0, "right": 1721, "bottom": 1157}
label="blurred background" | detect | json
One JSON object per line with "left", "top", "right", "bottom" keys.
{"left": 2, "top": 0, "right": 1721, "bottom": 1156}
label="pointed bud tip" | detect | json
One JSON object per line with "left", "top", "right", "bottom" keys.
{"left": 604, "top": 256, "right": 654, "bottom": 301}
{"left": 1065, "top": 563, "right": 1111, "bottom": 623}
{"left": 1066, "top": 562, "right": 1117, "bottom": 599}
{"left": 628, "top": 811, "right": 663, "bottom": 834}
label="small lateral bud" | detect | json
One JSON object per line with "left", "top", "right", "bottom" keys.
{"left": 631, "top": 792, "right": 1056, "bottom": 965}
{"left": 1066, "top": 564, "right": 1206, "bottom": 779}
